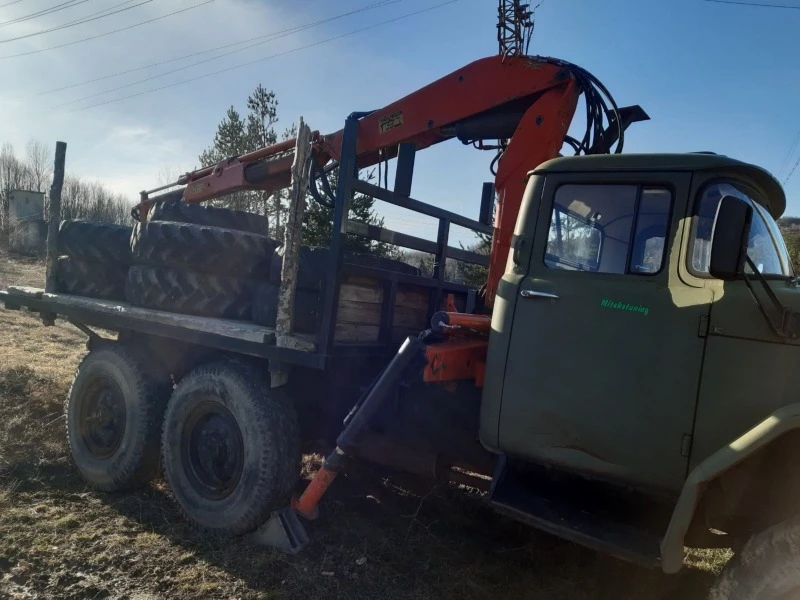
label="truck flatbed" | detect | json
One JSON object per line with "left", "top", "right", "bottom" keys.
{"left": 0, "top": 286, "right": 323, "bottom": 368}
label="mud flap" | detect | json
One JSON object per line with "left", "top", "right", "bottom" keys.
{"left": 248, "top": 508, "right": 309, "bottom": 554}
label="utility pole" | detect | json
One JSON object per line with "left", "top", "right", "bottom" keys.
{"left": 497, "top": 0, "right": 533, "bottom": 58}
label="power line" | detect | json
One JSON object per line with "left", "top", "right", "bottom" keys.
{"left": 0, "top": 0, "right": 152, "bottom": 43}
{"left": 0, "top": 0, "right": 215, "bottom": 58}
{"left": 703, "top": 0, "right": 800, "bottom": 9}
{"left": 0, "top": 0, "right": 86, "bottom": 27}
{"left": 70, "top": 0, "right": 458, "bottom": 113}
{"left": 25, "top": 0, "right": 137, "bottom": 31}
{"left": 26, "top": 0, "right": 399, "bottom": 101}
{"left": 778, "top": 129, "right": 800, "bottom": 180}
{"left": 0, "top": 0, "right": 24, "bottom": 8}
{"left": 783, "top": 156, "right": 800, "bottom": 186}
{"left": 54, "top": 0, "right": 402, "bottom": 108}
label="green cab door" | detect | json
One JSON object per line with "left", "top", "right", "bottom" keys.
{"left": 495, "top": 171, "right": 707, "bottom": 492}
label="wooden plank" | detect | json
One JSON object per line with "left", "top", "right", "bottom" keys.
{"left": 342, "top": 274, "right": 383, "bottom": 287}
{"left": 337, "top": 300, "right": 380, "bottom": 326}
{"left": 334, "top": 323, "right": 379, "bottom": 342}
{"left": 39, "top": 292, "right": 276, "bottom": 344}
{"left": 334, "top": 323, "right": 426, "bottom": 344}
{"left": 396, "top": 285, "right": 429, "bottom": 309}
{"left": 336, "top": 300, "right": 426, "bottom": 329}
{"left": 395, "top": 305, "right": 427, "bottom": 328}
{"left": 340, "top": 279, "right": 434, "bottom": 310}
{"left": 7, "top": 286, "right": 44, "bottom": 299}
{"left": 339, "top": 282, "right": 383, "bottom": 304}
{"left": 275, "top": 333, "right": 316, "bottom": 353}
{"left": 342, "top": 281, "right": 428, "bottom": 308}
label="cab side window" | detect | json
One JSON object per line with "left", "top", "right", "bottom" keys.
{"left": 545, "top": 184, "right": 672, "bottom": 275}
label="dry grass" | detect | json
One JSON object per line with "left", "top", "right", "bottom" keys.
{"left": 0, "top": 255, "right": 729, "bottom": 599}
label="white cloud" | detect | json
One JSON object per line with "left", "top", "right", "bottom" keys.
{"left": 0, "top": 0, "right": 490, "bottom": 238}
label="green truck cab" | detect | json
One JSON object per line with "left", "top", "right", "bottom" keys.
{"left": 481, "top": 153, "right": 800, "bottom": 593}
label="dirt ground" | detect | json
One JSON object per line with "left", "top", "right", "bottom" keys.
{"left": 0, "top": 255, "right": 729, "bottom": 599}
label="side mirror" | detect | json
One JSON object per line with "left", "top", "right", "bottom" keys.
{"left": 709, "top": 195, "right": 753, "bottom": 280}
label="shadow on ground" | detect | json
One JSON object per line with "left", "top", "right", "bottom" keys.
{"left": 4, "top": 455, "right": 719, "bottom": 600}
{"left": 0, "top": 354, "right": 721, "bottom": 599}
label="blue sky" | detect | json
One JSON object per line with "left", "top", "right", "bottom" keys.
{"left": 1, "top": 0, "right": 799, "bottom": 246}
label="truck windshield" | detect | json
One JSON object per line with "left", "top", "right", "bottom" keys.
{"left": 691, "top": 181, "right": 792, "bottom": 277}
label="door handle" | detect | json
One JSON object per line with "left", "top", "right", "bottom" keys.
{"left": 520, "top": 289, "right": 559, "bottom": 300}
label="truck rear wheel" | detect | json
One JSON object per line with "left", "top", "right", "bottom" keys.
{"left": 65, "top": 342, "right": 170, "bottom": 491}
{"left": 709, "top": 517, "right": 800, "bottom": 599}
{"left": 161, "top": 361, "right": 300, "bottom": 535}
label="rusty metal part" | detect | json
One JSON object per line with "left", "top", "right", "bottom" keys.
{"left": 431, "top": 311, "right": 492, "bottom": 334}
{"left": 292, "top": 447, "right": 345, "bottom": 521}
{"left": 424, "top": 338, "right": 488, "bottom": 386}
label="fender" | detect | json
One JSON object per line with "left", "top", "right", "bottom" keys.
{"left": 660, "top": 403, "right": 800, "bottom": 573}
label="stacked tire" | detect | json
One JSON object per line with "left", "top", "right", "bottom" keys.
{"left": 126, "top": 202, "right": 277, "bottom": 319}
{"left": 56, "top": 220, "right": 132, "bottom": 300}
{"left": 134, "top": 200, "right": 420, "bottom": 329}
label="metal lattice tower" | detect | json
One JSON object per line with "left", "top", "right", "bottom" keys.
{"left": 497, "top": 0, "right": 533, "bottom": 57}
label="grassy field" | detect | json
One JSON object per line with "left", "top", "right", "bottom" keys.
{"left": 0, "top": 255, "right": 728, "bottom": 599}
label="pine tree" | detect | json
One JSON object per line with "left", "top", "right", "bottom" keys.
{"left": 455, "top": 232, "right": 491, "bottom": 287}
{"left": 199, "top": 106, "right": 254, "bottom": 215}
{"left": 246, "top": 85, "right": 280, "bottom": 230}
{"left": 303, "top": 167, "right": 395, "bottom": 256}
{"left": 199, "top": 84, "right": 390, "bottom": 256}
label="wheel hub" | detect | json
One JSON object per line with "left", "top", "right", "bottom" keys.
{"left": 184, "top": 400, "right": 244, "bottom": 500}
{"left": 80, "top": 378, "right": 126, "bottom": 458}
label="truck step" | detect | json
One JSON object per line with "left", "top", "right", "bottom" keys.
{"left": 490, "top": 460, "right": 669, "bottom": 568}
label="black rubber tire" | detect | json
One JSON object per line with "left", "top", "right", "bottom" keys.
{"left": 270, "top": 246, "right": 420, "bottom": 291}
{"left": 130, "top": 221, "right": 277, "bottom": 279}
{"left": 251, "top": 283, "right": 321, "bottom": 332}
{"left": 147, "top": 201, "right": 269, "bottom": 236}
{"left": 125, "top": 265, "right": 254, "bottom": 320}
{"left": 56, "top": 256, "right": 128, "bottom": 300}
{"left": 65, "top": 342, "right": 171, "bottom": 491}
{"left": 161, "top": 361, "right": 300, "bottom": 535}
{"left": 58, "top": 220, "right": 133, "bottom": 265}
{"left": 709, "top": 517, "right": 800, "bottom": 599}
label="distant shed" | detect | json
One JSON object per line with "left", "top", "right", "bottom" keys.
{"left": 8, "top": 190, "right": 47, "bottom": 255}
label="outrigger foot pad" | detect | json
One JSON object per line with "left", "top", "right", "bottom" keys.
{"left": 248, "top": 507, "right": 309, "bottom": 554}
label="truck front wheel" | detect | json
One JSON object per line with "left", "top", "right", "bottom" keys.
{"left": 66, "top": 342, "right": 170, "bottom": 491}
{"left": 709, "top": 517, "right": 800, "bottom": 599}
{"left": 161, "top": 361, "right": 300, "bottom": 535}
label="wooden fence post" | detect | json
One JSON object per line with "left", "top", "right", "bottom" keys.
{"left": 44, "top": 141, "right": 66, "bottom": 294}
{"left": 275, "top": 118, "right": 313, "bottom": 359}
